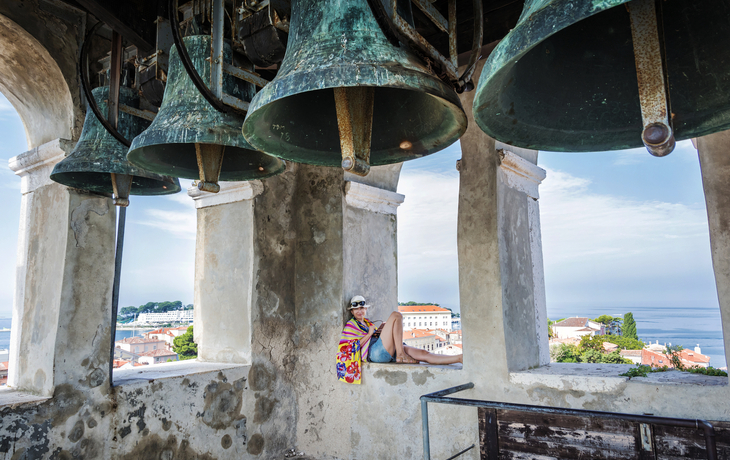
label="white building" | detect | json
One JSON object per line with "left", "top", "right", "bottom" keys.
{"left": 115, "top": 337, "right": 167, "bottom": 355}
{"left": 137, "top": 310, "right": 194, "bottom": 324}
{"left": 144, "top": 326, "right": 190, "bottom": 348}
{"left": 138, "top": 349, "right": 179, "bottom": 365}
{"left": 551, "top": 317, "right": 605, "bottom": 339}
{"left": 399, "top": 305, "right": 452, "bottom": 332}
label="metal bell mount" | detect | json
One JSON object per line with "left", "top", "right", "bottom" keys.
{"left": 242, "top": 0, "right": 468, "bottom": 177}
{"left": 51, "top": 86, "right": 181, "bottom": 206}
{"left": 472, "top": 0, "right": 730, "bottom": 156}
{"left": 127, "top": 35, "right": 286, "bottom": 193}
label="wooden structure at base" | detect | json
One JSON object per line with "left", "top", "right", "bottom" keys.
{"left": 478, "top": 407, "right": 730, "bottom": 460}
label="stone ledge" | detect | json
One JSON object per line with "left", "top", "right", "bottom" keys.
{"left": 0, "top": 388, "right": 50, "bottom": 409}
{"left": 511, "top": 363, "right": 728, "bottom": 390}
{"left": 113, "top": 360, "right": 248, "bottom": 387}
{"left": 364, "top": 362, "right": 463, "bottom": 372}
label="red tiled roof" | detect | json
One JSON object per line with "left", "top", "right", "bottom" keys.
{"left": 0, "top": 361, "right": 8, "bottom": 371}
{"left": 405, "top": 329, "right": 437, "bottom": 339}
{"left": 553, "top": 317, "right": 589, "bottom": 328}
{"left": 113, "top": 360, "right": 130, "bottom": 368}
{"left": 398, "top": 305, "right": 450, "bottom": 313}
{"left": 138, "top": 349, "right": 178, "bottom": 357}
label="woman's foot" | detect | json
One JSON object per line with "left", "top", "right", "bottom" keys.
{"left": 396, "top": 353, "right": 418, "bottom": 364}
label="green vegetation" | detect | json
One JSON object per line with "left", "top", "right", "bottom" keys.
{"left": 623, "top": 312, "right": 638, "bottom": 340}
{"left": 118, "top": 301, "right": 193, "bottom": 321}
{"left": 550, "top": 339, "right": 633, "bottom": 364}
{"left": 592, "top": 315, "right": 622, "bottom": 326}
{"left": 172, "top": 325, "right": 198, "bottom": 360}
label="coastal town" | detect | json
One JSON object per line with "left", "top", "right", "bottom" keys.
{"left": 1, "top": 308, "right": 725, "bottom": 386}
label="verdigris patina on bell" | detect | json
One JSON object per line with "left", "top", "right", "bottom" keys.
{"left": 473, "top": 0, "right": 730, "bottom": 152}
{"left": 127, "top": 35, "right": 285, "bottom": 186}
{"left": 51, "top": 86, "right": 180, "bottom": 197}
{"left": 242, "top": 0, "right": 467, "bottom": 174}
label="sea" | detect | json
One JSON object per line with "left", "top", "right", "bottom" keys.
{"left": 1, "top": 306, "right": 727, "bottom": 368}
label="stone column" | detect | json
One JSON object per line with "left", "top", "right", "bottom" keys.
{"left": 188, "top": 181, "right": 263, "bottom": 364}
{"left": 343, "top": 166, "right": 404, "bottom": 321}
{"left": 696, "top": 132, "right": 730, "bottom": 373}
{"left": 458, "top": 59, "right": 549, "bottom": 378}
{"left": 496, "top": 145, "right": 549, "bottom": 368}
{"left": 8, "top": 139, "right": 116, "bottom": 395}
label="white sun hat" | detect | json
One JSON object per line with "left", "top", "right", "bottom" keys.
{"left": 348, "top": 295, "right": 369, "bottom": 310}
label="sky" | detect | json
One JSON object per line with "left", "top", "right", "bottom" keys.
{"left": 0, "top": 91, "right": 720, "bottom": 331}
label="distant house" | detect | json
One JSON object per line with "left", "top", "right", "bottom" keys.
{"left": 399, "top": 305, "right": 452, "bottom": 332}
{"left": 551, "top": 317, "right": 605, "bottom": 339}
{"left": 136, "top": 310, "right": 193, "bottom": 324}
{"left": 448, "top": 329, "right": 462, "bottom": 345}
{"left": 404, "top": 329, "right": 440, "bottom": 352}
{"left": 116, "top": 337, "right": 167, "bottom": 355}
{"left": 619, "top": 350, "right": 642, "bottom": 364}
{"left": 144, "top": 326, "right": 189, "bottom": 349}
{"left": 138, "top": 349, "right": 179, "bottom": 365}
{"left": 0, "top": 361, "right": 8, "bottom": 386}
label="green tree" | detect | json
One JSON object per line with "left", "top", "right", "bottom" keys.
{"left": 600, "top": 351, "right": 632, "bottom": 364}
{"left": 173, "top": 326, "right": 198, "bottom": 360}
{"left": 579, "top": 335, "right": 605, "bottom": 352}
{"left": 119, "top": 306, "right": 138, "bottom": 318}
{"left": 551, "top": 344, "right": 582, "bottom": 363}
{"left": 599, "top": 334, "right": 644, "bottom": 350}
{"left": 623, "top": 313, "right": 638, "bottom": 340}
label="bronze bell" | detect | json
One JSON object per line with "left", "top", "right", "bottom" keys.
{"left": 242, "top": 0, "right": 467, "bottom": 176}
{"left": 51, "top": 86, "right": 181, "bottom": 206}
{"left": 127, "top": 35, "right": 285, "bottom": 192}
{"left": 473, "top": 0, "right": 730, "bottom": 156}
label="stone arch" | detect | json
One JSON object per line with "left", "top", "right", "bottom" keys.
{"left": 0, "top": 13, "right": 75, "bottom": 149}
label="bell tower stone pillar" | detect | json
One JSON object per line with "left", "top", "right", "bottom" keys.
{"left": 457, "top": 60, "right": 549, "bottom": 377}
{"left": 8, "top": 139, "right": 116, "bottom": 395}
{"left": 696, "top": 131, "right": 730, "bottom": 375}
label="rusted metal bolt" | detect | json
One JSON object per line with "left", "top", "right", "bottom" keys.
{"left": 643, "top": 123, "right": 670, "bottom": 145}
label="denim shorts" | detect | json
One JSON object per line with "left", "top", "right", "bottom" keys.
{"left": 368, "top": 337, "right": 395, "bottom": 363}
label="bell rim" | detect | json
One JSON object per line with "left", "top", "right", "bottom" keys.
{"left": 49, "top": 168, "right": 182, "bottom": 196}
{"left": 126, "top": 141, "right": 287, "bottom": 182}
{"left": 242, "top": 67, "right": 467, "bottom": 165}
{"left": 473, "top": 0, "right": 635, "bottom": 151}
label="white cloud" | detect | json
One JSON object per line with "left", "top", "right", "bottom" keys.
{"left": 397, "top": 168, "right": 460, "bottom": 307}
{"left": 136, "top": 207, "right": 196, "bottom": 240}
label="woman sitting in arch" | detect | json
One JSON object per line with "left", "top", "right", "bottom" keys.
{"left": 337, "top": 295, "right": 462, "bottom": 384}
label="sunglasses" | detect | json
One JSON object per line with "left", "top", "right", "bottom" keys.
{"left": 351, "top": 301, "right": 366, "bottom": 307}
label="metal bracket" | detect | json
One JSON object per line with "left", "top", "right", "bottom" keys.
{"left": 639, "top": 423, "right": 654, "bottom": 452}
{"left": 629, "top": 0, "right": 675, "bottom": 157}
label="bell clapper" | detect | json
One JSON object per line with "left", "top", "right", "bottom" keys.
{"left": 111, "top": 173, "right": 133, "bottom": 207}
{"left": 628, "top": 0, "right": 675, "bottom": 157}
{"left": 195, "top": 143, "right": 225, "bottom": 193}
{"left": 334, "top": 86, "right": 374, "bottom": 176}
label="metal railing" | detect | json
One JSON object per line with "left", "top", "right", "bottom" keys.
{"left": 421, "top": 383, "right": 718, "bottom": 460}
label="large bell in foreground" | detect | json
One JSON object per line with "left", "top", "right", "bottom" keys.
{"left": 473, "top": 0, "right": 730, "bottom": 152}
{"left": 127, "top": 35, "right": 285, "bottom": 189}
{"left": 51, "top": 86, "right": 181, "bottom": 204}
{"left": 242, "top": 0, "right": 467, "bottom": 175}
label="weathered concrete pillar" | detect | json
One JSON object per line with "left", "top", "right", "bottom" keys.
{"left": 458, "top": 60, "right": 549, "bottom": 376}
{"left": 188, "top": 181, "right": 263, "bottom": 364}
{"left": 696, "top": 131, "right": 730, "bottom": 375}
{"left": 8, "top": 139, "right": 116, "bottom": 395}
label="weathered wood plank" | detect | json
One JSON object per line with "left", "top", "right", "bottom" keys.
{"left": 654, "top": 422, "right": 730, "bottom": 460}
{"left": 479, "top": 408, "right": 499, "bottom": 460}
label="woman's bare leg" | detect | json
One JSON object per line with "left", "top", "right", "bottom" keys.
{"left": 378, "top": 312, "right": 415, "bottom": 362}
{"left": 404, "top": 345, "right": 462, "bottom": 365}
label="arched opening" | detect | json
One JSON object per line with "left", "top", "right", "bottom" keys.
{"left": 540, "top": 141, "right": 726, "bottom": 369}
{"left": 397, "top": 142, "right": 463, "bottom": 357}
{"left": 0, "top": 14, "right": 75, "bottom": 148}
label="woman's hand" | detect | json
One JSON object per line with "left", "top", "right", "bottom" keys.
{"left": 368, "top": 324, "right": 377, "bottom": 335}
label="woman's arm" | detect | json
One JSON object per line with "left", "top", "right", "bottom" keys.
{"left": 359, "top": 323, "right": 377, "bottom": 346}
